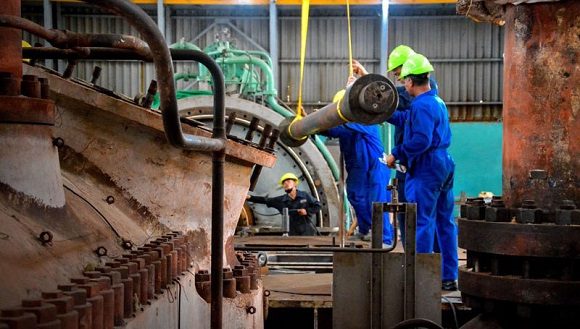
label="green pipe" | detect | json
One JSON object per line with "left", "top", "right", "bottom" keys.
{"left": 218, "top": 56, "right": 278, "bottom": 95}
{"left": 174, "top": 72, "right": 198, "bottom": 82}
{"left": 206, "top": 49, "right": 273, "bottom": 67}
{"left": 170, "top": 40, "right": 202, "bottom": 51}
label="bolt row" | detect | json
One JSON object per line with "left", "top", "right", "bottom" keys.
{"left": 194, "top": 252, "right": 261, "bottom": 303}
{"left": 461, "top": 197, "right": 579, "bottom": 225}
{"left": 0, "top": 72, "right": 50, "bottom": 99}
{"left": 225, "top": 112, "right": 280, "bottom": 153}
{"left": 0, "top": 232, "right": 192, "bottom": 329}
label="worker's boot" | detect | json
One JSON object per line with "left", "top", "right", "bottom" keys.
{"left": 348, "top": 230, "right": 371, "bottom": 241}
{"left": 442, "top": 280, "right": 458, "bottom": 291}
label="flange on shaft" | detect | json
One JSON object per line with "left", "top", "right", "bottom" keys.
{"left": 279, "top": 74, "right": 398, "bottom": 147}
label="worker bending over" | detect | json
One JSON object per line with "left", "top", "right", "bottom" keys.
{"left": 384, "top": 54, "right": 458, "bottom": 291}
{"left": 247, "top": 173, "right": 321, "bottom": 236}
{"left": 320, "top": 91, "right": 393, "bottom": 247}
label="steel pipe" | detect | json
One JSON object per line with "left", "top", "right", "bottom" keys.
{"left": 74, "top": 2, "right": 226, "bottom": 329}
{"left": 0, "top": 15, "right": 150, "bottom": 57}
{"left": 279, "top": 73, "right": 398, "bottom": 147}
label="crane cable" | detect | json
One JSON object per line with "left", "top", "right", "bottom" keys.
{"left": 288, "top": 0, "right": 310, "bottom": 141}
{"left": 290, "top": 0, "right": 354, "bottom": 139}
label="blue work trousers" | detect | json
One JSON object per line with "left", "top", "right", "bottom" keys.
{"left": 405, "top": 152, "right": 458, "bottom": 281}
{"left": 347, "top": 171, "right": 393, "bottom": 245}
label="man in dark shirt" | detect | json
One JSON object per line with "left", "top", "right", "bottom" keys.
{"left": 247, "top": 173, "right": 321, "bottom": 236}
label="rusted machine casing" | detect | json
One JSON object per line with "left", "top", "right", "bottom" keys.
{"left": 459, "top": 2, "right": 580, "bottom": 328}
{"left": 502, "top": 0, "right": 579, "bottom": 209}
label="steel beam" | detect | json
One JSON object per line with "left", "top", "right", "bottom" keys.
{"left": 269, "top": 0, "right": 279, "bottom": 91}
{"left": 379, "top": 0, "right": 389, "bottom": 75}
{"left": 157, "top": 0, "right": 165, "bottom": 38}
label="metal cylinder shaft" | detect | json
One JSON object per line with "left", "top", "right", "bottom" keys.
{"left": 279, "top": 74, "right": 398, "bottom": 147}
{"left": 502, "top": 1, "right": 580, "bottom": 209}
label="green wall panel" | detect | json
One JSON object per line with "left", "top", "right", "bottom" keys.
{"left": 449, "top": 123, "right": 502, "bottom": 198}
{"left": 383, "top": 122, "right": 503, "bottom": 199}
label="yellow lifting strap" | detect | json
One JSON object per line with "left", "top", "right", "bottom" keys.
{"left": 295, "top": 0, "right": 310, "bottom": 120}
{"left": 288, "top": 0, "right": 310, "bottom": 141}
{"left": 291, "top": 0, "right": 353, "bottom": 137}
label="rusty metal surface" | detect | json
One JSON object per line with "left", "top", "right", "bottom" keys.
{"left": 263, "top": 274, "right": 333, "bottom": 309}
{"left": 0, "top": 124, "right": 66, "bottom": 208}
{"left": 460, "top": 267, "right": 580, "bottom": 305}
{"left": 24, "top": 64, "right": 276, "bottom": 168}
{"left": 502, "top": 1, "right": 580, "bottom": 209}
{"left": 180, "top": 96, "right": 340, "bottom": 228}
{"left": 0, "top": 96, "right": 55, "bottom": 125}
{"left": 458, "top": 218, "right": 580, "bottom": 258}
{"left": 0, "top": 1, "right": 21, "bottom": 86}
{"left": 263, "top": 273, "right": 332, "bottom": 297}
{"left": 0, "top": 15, "right": 150, "bottom": 58}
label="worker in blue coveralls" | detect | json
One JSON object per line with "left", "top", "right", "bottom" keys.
{"left": 319, "top": 89, "right": 393, "bottom": 248}
{"left": 384, "top": 53, "right": 458, "bottom": 291}
{"left": 352, "top": 45, "right": 439, "bottom": 245}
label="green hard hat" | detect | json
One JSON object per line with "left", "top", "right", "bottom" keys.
{"left": 387, "top": 45, "right": 416, "bottom": 72}
{"left": 400, "top": 53, "right": 434, "bottom": 79}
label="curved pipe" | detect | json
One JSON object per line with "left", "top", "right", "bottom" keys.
{"left": 77, "top": 1, "right": 226, "bottom": 151}
{"left": 0, "top": 15, "right": 150, "bottom": 57}
{"left": 78, "top": 2, "right": 226, "bottom": 329}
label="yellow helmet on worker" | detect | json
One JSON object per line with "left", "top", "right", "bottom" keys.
{"left": 22, "top": 40, "right": 31, "bottom": 63}
{"left": 400, "top": 53, "right": 434, "bottom": 79}
{"left": 279, "top": 173, "right": 299, "bottom": 186}
{"left": 387, "top": 45, "right": 416, "bottom": 72}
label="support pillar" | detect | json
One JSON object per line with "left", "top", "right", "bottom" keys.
{"left": 502, "top": 1, "right": 580, "bottom": 208}
{"left": 0, "top": 1, "right": 64, "bottom": 207}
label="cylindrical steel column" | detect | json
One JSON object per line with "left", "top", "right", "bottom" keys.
{"left": 279, "top": 74, "right": 398, "bottom": 147}
{"left": 502, "top": 1, "right": 580, "bottom": 209}
{"left": 0, "top": 0, "right": 21, "bottom": 85}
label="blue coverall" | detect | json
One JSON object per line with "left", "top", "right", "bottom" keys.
{"left": 323, "top": 123, "right": 393, "bottom": 245}
{"left": 387, "top": 89, "right": 458, "bottom": 281}
{"left": 395, "top": 77, "right": 438, "bottom": 244}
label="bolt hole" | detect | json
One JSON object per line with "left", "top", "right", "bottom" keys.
{"left": 121, "top": 240, "right": 134, "bottom": 250}
{"left": 38, "top": 231, "right": 53, "bottom": 245}
{"left": 95, "top": 246, "right": 108, "bottom": 257}
{"left": 52, "top": 137, "right": 65, "bottom": 148}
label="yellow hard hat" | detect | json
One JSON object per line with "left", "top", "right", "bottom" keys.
{"left": 333, "top": 89, "right": 346, "bottom": 104}
{"left": 279, "top": 172, "right": 299, "bottom": 186}
{"left": 22, "top": 40, "right": 31, "bottom": 63}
